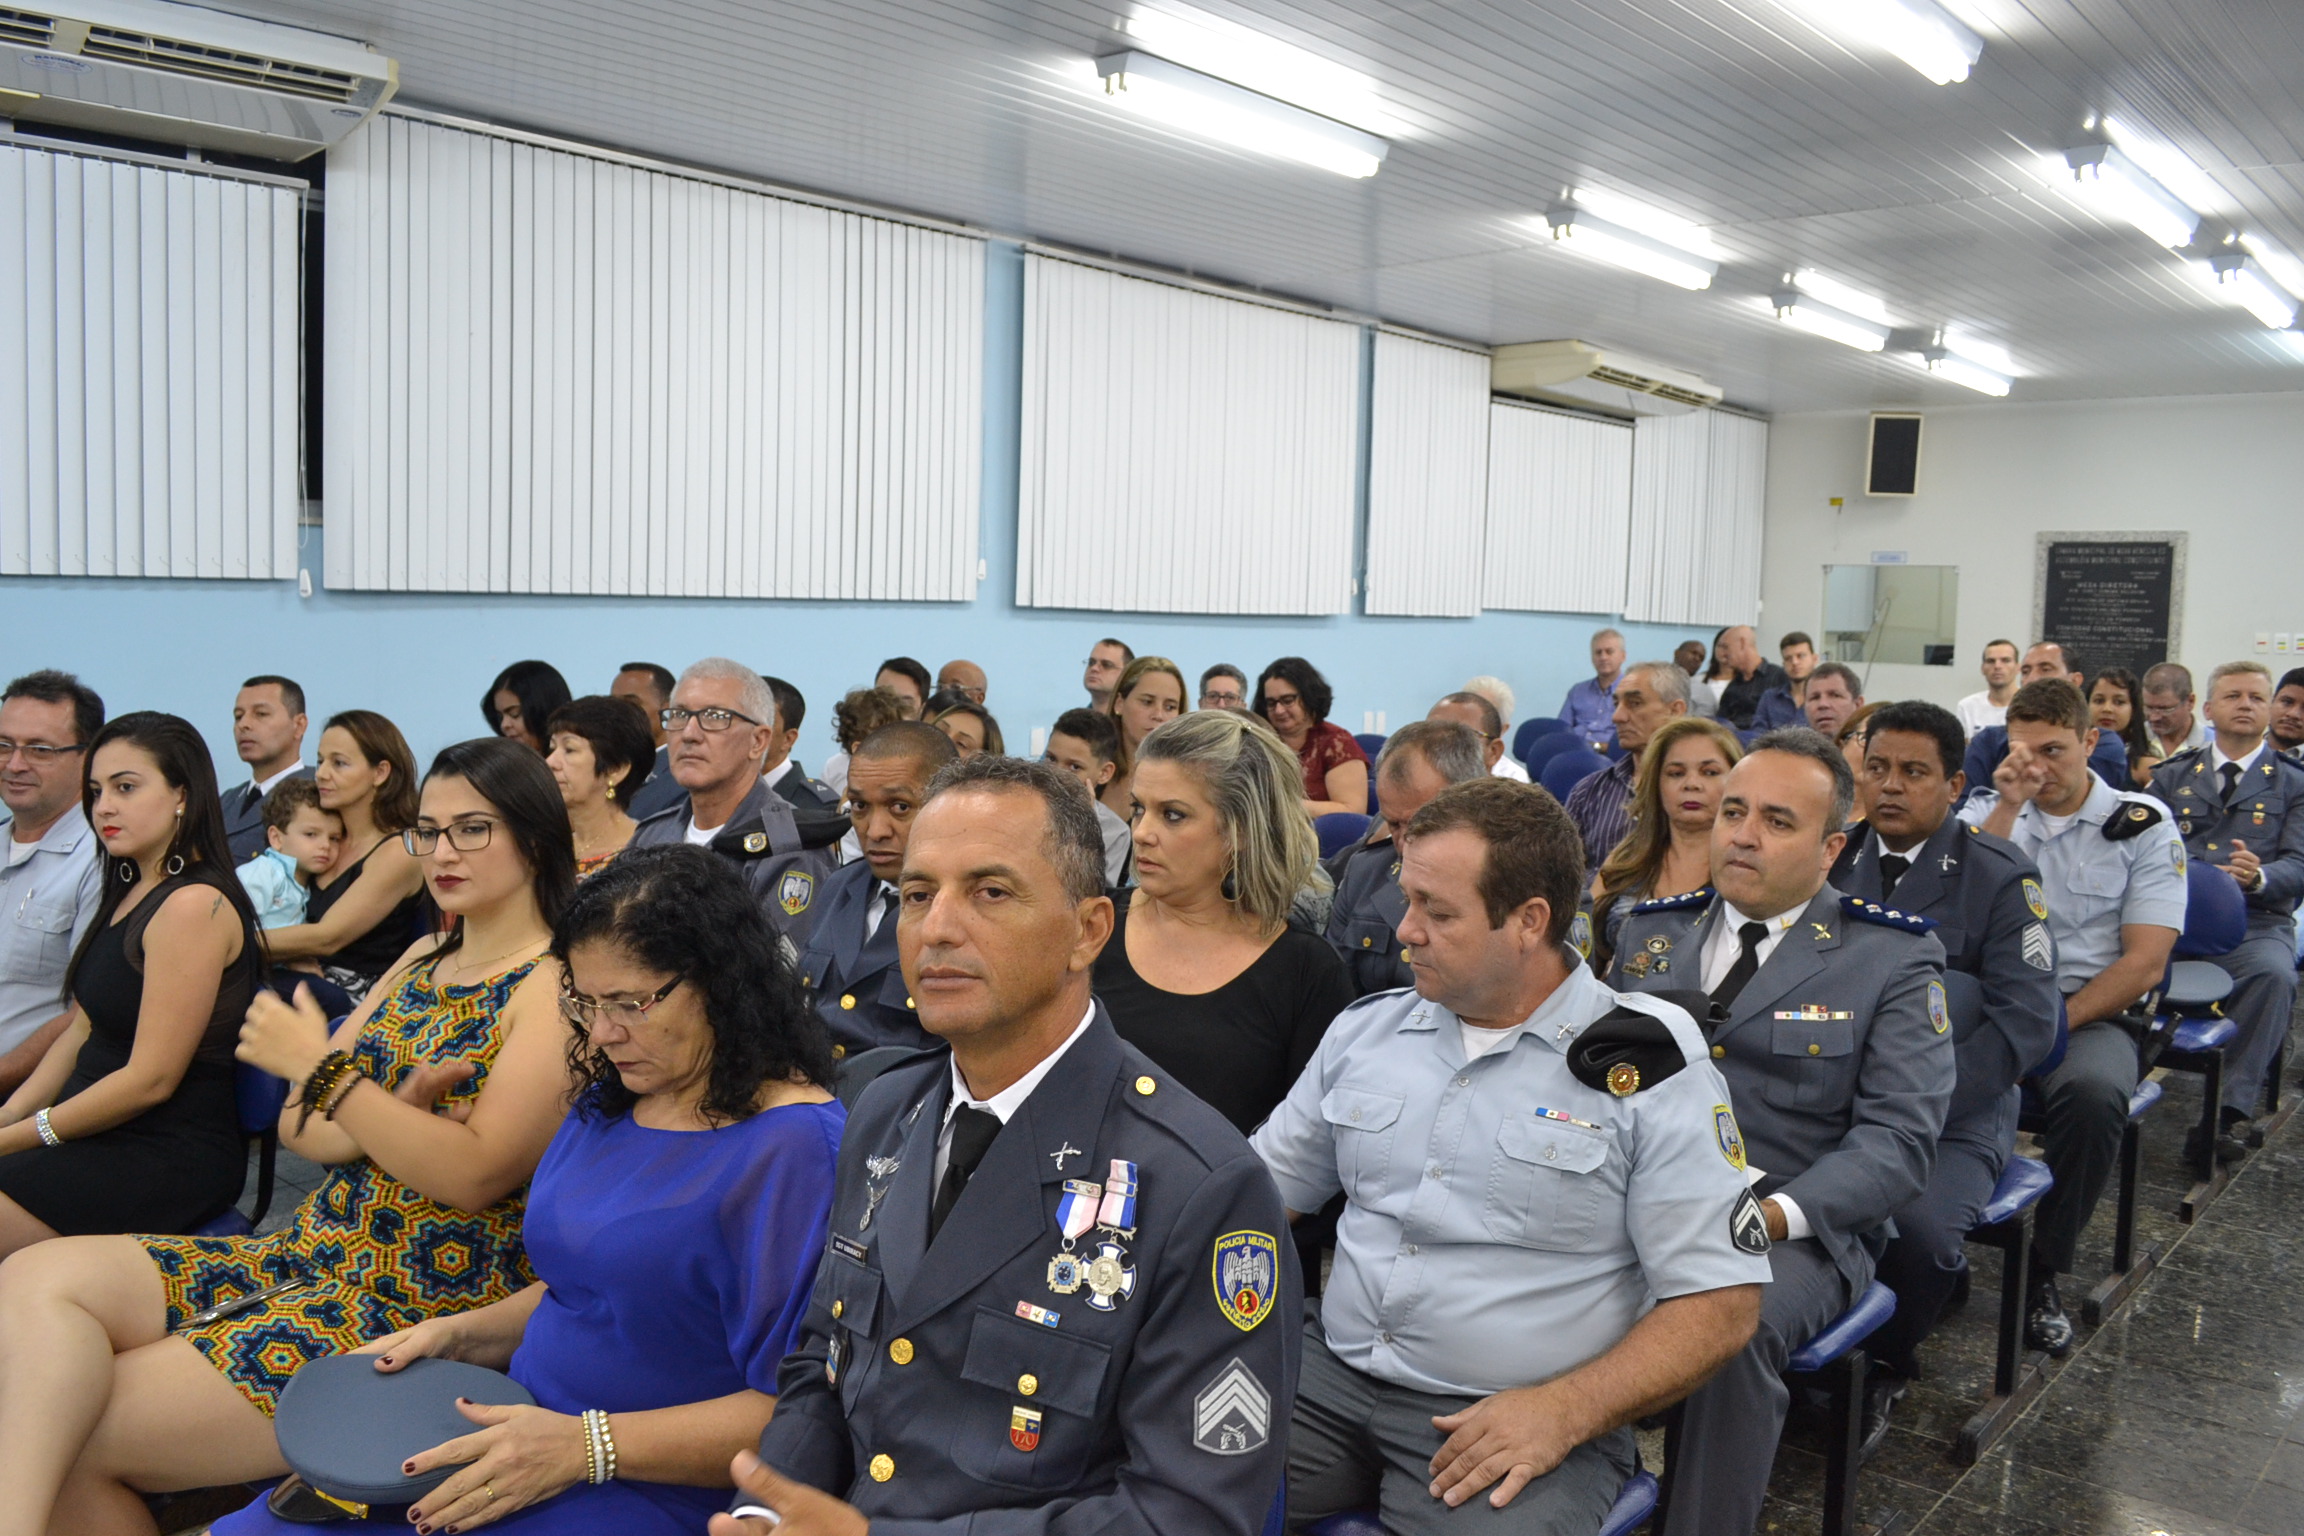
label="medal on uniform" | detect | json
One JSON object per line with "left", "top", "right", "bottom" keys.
{"left": 1047, "top": 1177, "right": 1101, "bottom": 1295}
{"left": 1084, "top": 1240, "right": 1137, "bottom": 1311}
{"left": 1083, "top": 1160, "right": 1141, "bottom": 1311}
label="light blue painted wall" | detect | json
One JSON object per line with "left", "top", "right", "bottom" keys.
{"left": 2, "top": 242, "right": 1697, "bottom": 783}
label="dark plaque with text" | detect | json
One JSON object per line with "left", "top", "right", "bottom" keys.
{"left": 2040, "top": 540, "right": 2176, "bottom": 682}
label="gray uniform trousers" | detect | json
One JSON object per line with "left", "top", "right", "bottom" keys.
{"left": 2030, "top": 1021, "right": 2139, "bottom": 1274}
{"left": 2213, "top": 920, "right": 2299, "bottom": 1114}
{"left": 1867, "top": 1091, "right": 2014, "bottom": 1376}
{"left": 1288, "top": 1315, "right": 1636, "bottom": 1536}
{"left": 1658, "top": 1238, "right": 1847, "bottom": 1536}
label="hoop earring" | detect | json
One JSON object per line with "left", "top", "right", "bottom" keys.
{"left": 119, "top": 861, "right": 137, "bottom": 883}
{"left": 165, "top": 854, "right": 186, "bottom": 876}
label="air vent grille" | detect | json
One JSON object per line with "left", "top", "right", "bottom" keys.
{"left": 1587, "top": 364, "right": 1718, "bottom": 407}
{"left": 80, "top": 24, "right": 360, "bottom": 101}
{"left": 0, "top": 7, "right": 58, "bottom": 48}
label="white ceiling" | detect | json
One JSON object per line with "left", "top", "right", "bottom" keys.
{"left": 213, "top": 0, "right": 2304, "bottom": 412}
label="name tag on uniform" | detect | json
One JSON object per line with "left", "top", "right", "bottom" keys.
{"left": 1774, "top": 1006, "right": 1854, "bottom": 1021}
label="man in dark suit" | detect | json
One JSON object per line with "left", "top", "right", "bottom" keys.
{"left": 764, "top": 674, "right": 843, "bottom": 817}
{"left": 717, "top": 755, "right": 1296, "bottom": 1536}
{"left": 791, "top": 722, "right": 956, "bottom": 1057}
{"left": 1831, "top": 700, "right": 2061, "bottom": 1444}
{"left": 614, "top": 660, "right": 687, "bottom": 822}
{"left": 223, "top": 675, "right": 312, "bottom": 861}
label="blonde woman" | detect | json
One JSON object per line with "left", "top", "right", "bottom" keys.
{"left": 1093, "top": 710, "right": 1351, "bottom": 1134}
{"left": 1099, "top": 656, "right": 1187, "bottom": 818}
{"left": 1589, "top": 717, "right": 1743, "bottom": 973}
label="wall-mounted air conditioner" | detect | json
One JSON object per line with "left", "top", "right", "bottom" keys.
{"left": 0, "top": 0, "right": 395, "bottom": 160}
{"left": 1491, "top": 339, "right": 1724, "bottom": 417}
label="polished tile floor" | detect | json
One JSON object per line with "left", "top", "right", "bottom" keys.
{"left": 1746, "top": 1033, "right": 2304, "bottom": 1536}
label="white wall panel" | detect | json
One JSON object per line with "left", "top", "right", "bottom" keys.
{"left": 1366, "top": 332, "right": 1488, "bottom": 618}
{"left": 325, "top": 114, "right": 983, "bottom": 598}
{"left": 1624, "top": 408, "right": 1769, "bottom": 627}
{"left": 1482, "top": 401, "right": 1632, "bottom": 615}
{"left": 1018, "top": 255, "right": 1358, "bottom": 616}
{"left": 1, "top": 143, "right": 299, "bottom": 579}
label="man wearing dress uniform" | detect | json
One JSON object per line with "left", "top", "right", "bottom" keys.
{"left": 1960, "top": 679, "right": 2185, "bottom": 1355}
{"left": 791, "top": 722, "right": 957, "bottom": 1058}
{"left": 718, "top": 755, "right": 1297, "bottom": 1536}
{"left": 764, "top": 674, "right": 846, "bottom": 817}
{"left": 222, "top": 675, "right": 313, "bottom": 861}
{"left": 1323, "top": 720, "right": 1488, "bottom": 997}
{"left": 1830, "top": 701, "right": 2061, "bottom": 1443}
{"left": 1262, "top": 778, "right": 1769, "bottom": 1534}
{"left": 630, "top": 658, "right": 842, "bottom": 938}
{"left": 2148, "top": 661, "right": 2304, "bottom": 1154}
{"left": 1611, "top": 728, "right": 1952, "bottom": 1536}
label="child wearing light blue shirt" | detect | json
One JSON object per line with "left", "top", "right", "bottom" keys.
{"left": 236, "top": 778, "right": 342, "bottom": 930}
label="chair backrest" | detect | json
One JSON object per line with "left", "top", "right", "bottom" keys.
{"left": 2176, "top": 857, "right": 2248, "bottom": 958}
{"left": 1522, "top": 732, "right": 1582, "bottom": 779}
{"left": 1539, "top": 747, "right": 1608, "bottom": 800}
{"left": 1314, "top": 812, "right": 1372, "bottom": 861}
{"left": 235, "top": 1058, "right": 295, "bottom": 1136}
{"left": 1352, "top": 732, "right": 1387, "bottom": 760}
{"left": 1512, "top": 716, "right": 1570, "bottom": 762}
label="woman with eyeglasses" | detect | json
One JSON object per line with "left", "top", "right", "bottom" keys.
{"left": 200, "top": 846, "right": 841, "bottom": 1535}
{"left": 0, "top": 713, "right": 261, "bottom": 1259}
{"left": 0, "top": 738, "right": 576, "bottom": 1531}
{"left": 259, "top": 710, "right": 429, "bottom": 1005}
{"left": 1252, "top": 656, "right": 1369, "bottom": 820}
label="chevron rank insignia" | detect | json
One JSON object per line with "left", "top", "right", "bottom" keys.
{"left": 2021, "top": 921, "right": 2054, "bottom": 973}
{"left": 1193, "top": 1359, "right": 1271, "bottom": 1456}
{"left": 1730, "top": 1187, "right": 1771, "bottom": 1255}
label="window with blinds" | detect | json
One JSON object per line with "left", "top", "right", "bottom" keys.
{"left": 323, "top": 114, "right": 984, "bottom": 598}
{"left": 1365, "top": 331, "right": 1489, "bottom": 618}
{"left": 0, "top": 142, "right": 301, "bottom": 579}
{"left": 1624, "top": 408, "right": 1768, "bottom": 626}
{"left": 1016, "top": 254, "right": 1359, "bottom": 615}
{"left": 1482, "top": 400, "right": 1633, "bottom": 615}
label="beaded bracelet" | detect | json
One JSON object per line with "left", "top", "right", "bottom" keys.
{"left": 33, "top": 1108, "right": 61, "bottom": 1147}
{"left": 295, "top": 1051, "right": 360, "bottom": 1135}
{"left": 581, "top": 1409, "right": 618, "bottom": 1485}
{"left": 318, "top": 1065, "right": 365, "bottom": 1120}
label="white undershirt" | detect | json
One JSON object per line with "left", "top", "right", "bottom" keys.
{"left": 1459, "top": 1021, "right": 1526, "bottom": 1061}
{"left": 5, "top": 836, "right": 39, "bottom": 867}
{"left": 682, "top": 817, "right": 719, "bottom": 846}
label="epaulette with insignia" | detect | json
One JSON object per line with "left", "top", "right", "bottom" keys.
{"left": 1840, "top": 895, "right": 1938, "bottom": 933}
{"left": 2162, "top": 744, "right": 2210, "bottom": 767}
{"left": 1630, "top": 886, "right": 1715, "bottom": 913}
{"left": 1567, "top": 1006, "right": 1692, "bottom": 1096}
{"left": 2102, "top": 800, "right": 2165, "bottom": 841}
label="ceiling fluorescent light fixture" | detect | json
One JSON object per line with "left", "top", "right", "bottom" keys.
{"left": 1120, "top": 4, "right": 1396, "bottom": 136}
{"left": 1771, "top": 285, "right": 1892, "bottom": 351}
{"left": 1919, "top": 347, "right": 2011, "bottom": 396}
{"left": 1094, "top": 50, "right": 1387, "bottom": 177}
{"left": 2207, "top": 251, "right": 2300, "bottom": 329}
{"left": 1543, "top": 202, "right": 1719, "bottom": 289}
{"left": 2061, "top": 143, "right": 2200, "bottom": 248}
{"left": 1780, "top": 0, "right": 1984, "bottom": 84}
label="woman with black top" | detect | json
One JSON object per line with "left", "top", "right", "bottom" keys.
{"left": 262, "top": 710, "right": 427, "bottom": 1003}
{"left": 1094, "top": 709, "right": 1352, "bottom": 1134}
{"left": 0, "top": 712, "right": 259, "bottom": 1255}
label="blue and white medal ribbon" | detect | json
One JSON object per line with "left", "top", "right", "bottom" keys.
{"left": 1055, "top": 1179, "right": 1102, "bottom": 1243}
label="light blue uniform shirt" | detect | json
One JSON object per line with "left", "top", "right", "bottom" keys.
{"left": 237, "top": 847, "right": 311, "bottom": 930}
{"left": 1251, "top": 960, "right": 1770, "bottom": 1396}
{"left": 0, "top": 808, "right": 103, "bottom": 1056}
{"left": 1959, "top": 772, "right": 2187, "bottom": 994}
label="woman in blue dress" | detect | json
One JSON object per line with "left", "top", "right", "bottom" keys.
{"left": 215, "top": 843, "right": 843, "bottom": 1536}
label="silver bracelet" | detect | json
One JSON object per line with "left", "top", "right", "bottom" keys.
{"left": 33, "top": 1108, "right": 61, "bottom": 1148}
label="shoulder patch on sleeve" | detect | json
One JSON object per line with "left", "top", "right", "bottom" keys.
{"left": 1631, "top": 886, "right": 1715, "bottom": 914}
{"left": 1567, "top": 1006, "right": 1692, "bottom": 1096}
{"left": 1568, "top": 909, "right": 1594, "bottom": 960}
{"left": 2102, "top": 799, "right": 2166, "bottom": 841}
{"left": 1840, "top": 895, "right": 1939, "bottom": 933}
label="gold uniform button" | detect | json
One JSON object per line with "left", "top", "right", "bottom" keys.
{"left": 889, "top": 1338, "right": 914, "bottom": 1365}
{"left": 869, "top": 1453, "right": 895, "bottom": 1483}
{"left": 1360, "top": 937, "right": 1372, "bottom": 948}
{"left": 1400, "top": 949, "right": 1410, "bottom": 963}
{"left": 1711, "top": 1045, "right": 1726, "bottom": 1059}
{"left": 1808, "top": 1043, "right": 1822, "bottom": 1056}
{"left": 1018, "top": 1373, "right": 1039, "bottom": 1396}
{"left": 840, "top": 994, "right": 857, "bottom": 1010}
{"left": 831, "top": 1299, "right": 845, "bottom": 1319}
{"left": 831, "top": 1044, "right": 847, "bottom": 1060}
{"left": 906, "top": 996, "right": 915, "bottom": 1009}
{"left": 1135, "top": 1075, "right": 1157, "bottom": 1096}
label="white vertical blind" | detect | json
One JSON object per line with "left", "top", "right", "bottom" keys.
{"left": 1482, "top": 400, "right": 1633, "bottom": 615}
{"left": 325, "top": 114, "right": 983, "bottom": 598}
{"left": 1624, "top": 408, "right": 1769, "bottom": 626}
{"left": 1364, "top": 331, "right": 1488, "bottom": 618}
{"left": 1, "top": 142, "right": 300, "bottom": 579}
{"left": 1017, "top": 254, "right": 1359, "bottom": 615}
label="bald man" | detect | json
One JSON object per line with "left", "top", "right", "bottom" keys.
{"left": 936, "top": 659, "right": 987, "bottom": 706}
{"left": 1715, "top": 626, "right": 1789, "bottom": 731}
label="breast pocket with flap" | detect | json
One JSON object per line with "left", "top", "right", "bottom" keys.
{"left": 951, "top": 1305, "right": 1115, "bottom": 1489}
{"left": 1484, "top": 1116, "right": 1612, "bottom": 1250}
{"left": 1764, "top": 1018, "right": 1859, "bottom": 1110}
{"left": 1320, "top": 1086, "right": 1405, "bottom": 1204}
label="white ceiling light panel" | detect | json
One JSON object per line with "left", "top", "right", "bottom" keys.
{"left": 1769, "top": 272, "right": 1894, "bottom": 351}
{"left": 1091, "top": 49, "right": 1389, "bottom": 177}
{"left": 2058, "top": 143, "right": 2201, "bottom": 248}
{"left": 1773, "top": 0, "right": 1985, "bottom": 85}
{"left": 1543, "top": 199, "right": 1720, "bottom": 289}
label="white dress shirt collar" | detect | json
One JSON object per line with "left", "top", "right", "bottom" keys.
{"left": 1699, "top": 900, "right": 1804, "bottom": 993}
{"left": 2211, "top": 738, "right": 2268, "bottom": 776}
{"left": 252, "top": 760, "right": 305, "bottom": 796}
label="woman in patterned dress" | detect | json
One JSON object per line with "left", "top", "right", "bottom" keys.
{"left": 0, "top": 737, "right": 576, "bottom": 1535}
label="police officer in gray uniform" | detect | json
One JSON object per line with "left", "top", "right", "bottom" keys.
{"left": 2148, "top": 660, "right": 2304, "bottom": 1151}
{"left": 1611, "top": 729, "right": 1951, "bottom": 1536}
{"left": 791, "top": 722, "right": 957, "bottom": 1058}
{"left": 629, "top": 658, "right": 840, "bottom": 940}
{"left": 1831, "top": 701, "right": 2060, "bottom": 1441}
{"left": 1961, "top": 678, "right": 2185, "bottom": 1354}
{"left": 1261, "top": 778, "right": 1769, "bottom": 1535}
{"left": 1322, "top": 720, "right": 1488, "bottom": 997}
{"left": 720, "top": 755, "right": 1295, "bottom": 1536}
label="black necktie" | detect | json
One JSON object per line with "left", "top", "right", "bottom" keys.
{"left": 2221, "top": 762, "right": 2243, "bottom": 806}
{"left": 930, "top": 1106, "right": 1002, "bottom": 1240}
{"left": 242, "top": 783, "right": 264, "bottom": 816}
{"left": 1877, "top": 854, "right": 1909, "bottom": 899}
{"left": 1711, "top": 922, "right": 1771, "bottom": 1008}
